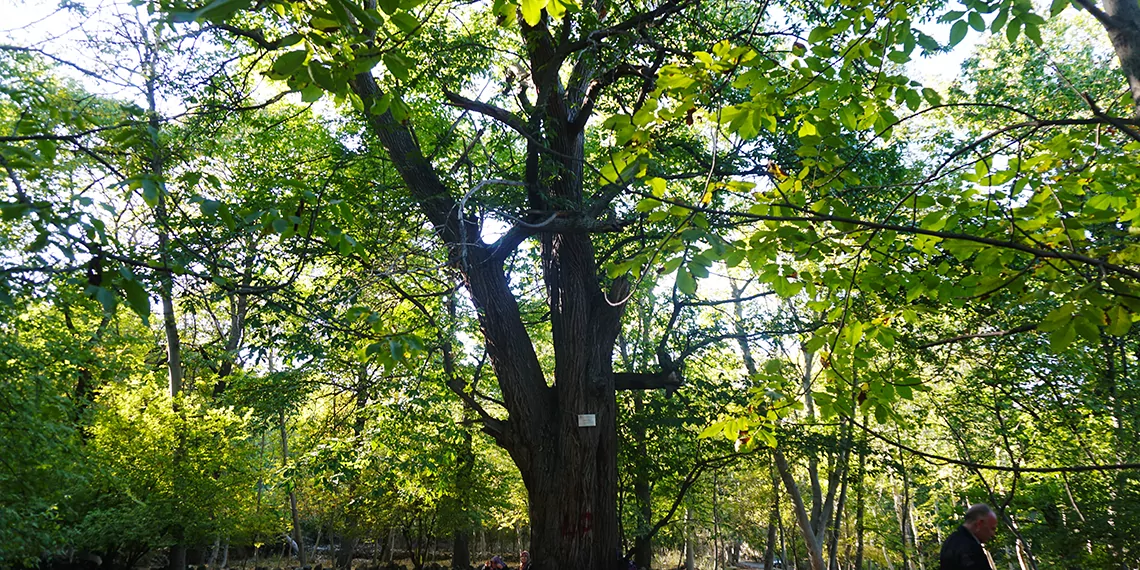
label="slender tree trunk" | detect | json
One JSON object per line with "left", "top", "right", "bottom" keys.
{"left": 684, "top": 508, "right": 695, "bottom": 570}
{"left": 632, "top": 390, "right": 653, "bottom": 570}
{"left": 893, "top": 491, "right": 909, "bottom": 570}
{"left": 908, "top": 508, "right": 924, "bottom": 570}
{"left": 443, "top": 294, "right": 475, "bottom": 570}
{"left": 765, "top": 462, "right": 779, "bottom": 570}
{"left": 828, "top": 460, "right": 849, "bottom": 570}
{"left": 780, "top": 507, "right": 789, "bottom": 570}
{"left": 213, "top": 239, "right": 255, "bottom": 396}
{"left": 451, "top": 424, "right": 475, "bottom": 570}
{"left": 280, "top": 408, "right": 306, "bottom": 567}
{"left": 853, "top": 462, "right": 865, "bottom": 570}
{"left": 140, "top": 24, "right": 187, "bottom": 570}
{"left": 894, "top": 433, "right": 913, "bottom": 570}
{"left": 713, "top": 470, "right": 721, "bottom": 570}
{"left": 775, "top": 450, "right": 826, "bottom": 570}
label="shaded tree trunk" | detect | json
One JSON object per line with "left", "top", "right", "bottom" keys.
{"left": 1082, "top": 0, "right": 1140, "bottom": 116}
{"left": 775, "top": 449, "right": 826, "bottom": 570}
{"left": 853, "top": 435, "right": 867, "bottom": 570}
{"left": 828, "top": 458, "right": 849, "bottom": 570}
{"left": 764, "top": 462, "right": 779, "bottom": 570}
{"left": 442, "top": 294, "right": 476, "bottom": 570}
{"left": 351, "top": 26, "right": 631, "bottom": 563}
{"left": 280, "top": 408, "right": 307, "bottom": 567}
{"left": 632, "top": 390, "right": 653, "bottom": 570}
{"left": 684, "top": 508, "right": 696, "bottom": 570}
{"left": 138, "top": 23, "right": 187, "bottom": 570}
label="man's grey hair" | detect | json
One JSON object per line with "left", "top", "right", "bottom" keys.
{"left": 963, "top": 503, "right": 995, "bottom": 523}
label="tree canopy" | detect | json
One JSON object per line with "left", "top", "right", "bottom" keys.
{"left": 1, "top": 0, "right": 1139, "bottom": 568}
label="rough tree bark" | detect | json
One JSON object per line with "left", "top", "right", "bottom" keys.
{"left": 348, "top": 6, "right": 645, "bottom": 561}
{"left": 1076, "top": 0, "right": 1140, "bottom": 116}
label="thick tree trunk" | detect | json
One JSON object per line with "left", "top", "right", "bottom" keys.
{"left": 350, "top": 2, "right": 633, "bottom": 562}
{"left": 1094, "top": 0, "right": 1140, "bottom": 116}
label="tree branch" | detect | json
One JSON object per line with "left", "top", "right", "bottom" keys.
{"left": 639, "top": 451, "right": 748, "bottom": 547}
{"left": 917, "top": 323, "right": 1038, "bottom": 349}
{"left": 560, "top": 0, "right": 693, "bottom": 56}
{"left": 442, "top": 89, "right": 539, "bottom": 145}
{"left": 852, "top": 416, "right": 1140, "bottom": 473}
{"left": 1071, "top": 0, "right": 1117, "bottom": 29}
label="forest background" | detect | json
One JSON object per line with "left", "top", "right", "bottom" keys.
{"left": 1, "top": 0, "right": 1139, "bottom": 568}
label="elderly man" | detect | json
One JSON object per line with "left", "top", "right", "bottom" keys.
{"left": 940, "top": 503, "right": 999, "bottom": 570}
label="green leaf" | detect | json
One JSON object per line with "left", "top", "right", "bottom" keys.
{"left": 0, "top": 201, "right": 30, "bottom": 220}
{"left": 200, "top": 0, "right": 253, "bottom": 21}
{"left": 1039, "top": 303, "right": 1075, "bottom": 332}
{"left": 874, "top": 403, "right": 889, "bottom": 424}
{"left": 1006, "top": 19, "right": 1021, "bottom": 42}
{"left": 310, "top": 17, "right": 341, "bottom": 30}
{"left": 378, "top": 0, "right": 400, "bottom": 14}
{"left": 390, "top": 11, "right": 420, "bottom": 34}
{"left": 370, "top": 93, "right": 393, "bottom": 116}
{"left": 698, "top": 420, "right": 726, "bottom": 439}
{"left": 141, "top": 178, "right": 160, "bottom": 207}
{"left": 1074, "top": 315, "right": 1100, "bottom": 344}
{"left": 1050, "top": 0, "right": 1069, "bottom": 16}
{"left": 307, "top": 62, "right": 338, "bottom": 92}
{"left": 390, "top": 97, "right": 411, "bottom": 122}
{"left": 968, "top": 11, "right": 984, "bottom": 31}
{"left": 120, "top": 275, "right": 151, "bottom": 325}
{"left": 939, "top": 10, "right": 965, "bottom": 22}
{"left": 301, "top": 85, "right": 324, "bottom": 102}
{"left": 383, "top": 52, "right": 410, "bottom": 81}
{"left": 915, "top": 31, "right": 939, "bottom": 52}
{"left": 804, "top": 333, "right": 828, "bottom": 353}
{"left": 635, "top": 198, "right": 661, "bottom": 212}
{"left": 677, "top": 268, "right": 697, "bottom": 296}
{"left": 887, "top": 51, "right": 910, "bottom": 64}
{"left": 949, "top": 20, "right": 968, "bottom": 46}
{"left": 93, "top": 286, "right": 117, "bottom": 313}
{"left": 1024, "top": 22, "right": 1041, "bottom": 44}
{"left": 1049, "top": 321, "right": 1076, "bottom": 352}
{"left": 546, "top": 0, "right": 566, "bottom": 20}
{"left": 271, "top": 49, "right": 308, "bottom": 78}
{"left": 1106, "top": 304, "right": 1133, "bottom": 336}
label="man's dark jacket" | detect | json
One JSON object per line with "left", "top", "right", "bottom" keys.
{"left": 939, "top": 525, "right": 992, "bottom": 570}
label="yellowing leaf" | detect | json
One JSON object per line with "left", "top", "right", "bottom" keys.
{"left": 546, "top": 0, "right": 566, "bottom": 20}
{"left": 520, "top": 0, "right": 547, "bottom": 26}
